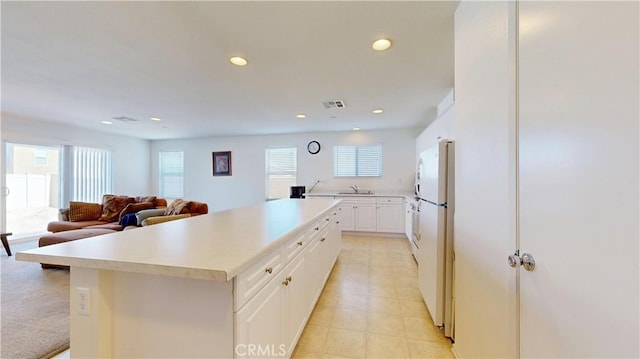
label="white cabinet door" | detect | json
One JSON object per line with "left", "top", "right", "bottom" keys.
{"left": 376, "top": 204, "right": 404, "bottom": 233}
{"left": 518, "top": 2, "right": 639, "bottom": 357}
{"left": 338, "top": 204, "right": 355, "bottom": 231}
{"left": 354, "top": 204, "right": 376, "bottom": 232}
{"left": 235, "top": 276, "right": 284, "bottom": 359}
{"left": 305, "top": 235, "right": 324, "bottom": 306}
{"left": 283, "top": 253, "right": 311, "bottom": 354}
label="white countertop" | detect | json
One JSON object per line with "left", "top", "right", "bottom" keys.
{"left": 16, "top": 199, "right": 340, "bottom": 282}
{"left": 305, "top": 191, "right": 414, "bottom": 198}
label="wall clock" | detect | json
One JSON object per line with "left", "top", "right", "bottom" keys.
{"left": 307, "top": 141, "right": 321, "bottom": 155}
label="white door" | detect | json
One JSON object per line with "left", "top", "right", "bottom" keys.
{"left": 518, "top": 1, "right": 639, "bottom": 357}
{"left": 3, "top": 143, "right": 60, "bottom": 237}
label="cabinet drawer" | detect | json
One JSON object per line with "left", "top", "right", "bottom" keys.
{"left": 235, "top": 250, "right": 283, "bottom": 310}
{"left": 376, "top": 197, "right": 403, "bottom": 204}
{"left": 319, "top": 212, "right": 333, "bottom": 230}
{"left": 307, "top": 220, "right": 322, "bottom": 239}
{"left": 283, "top": 231, "right": 307, "bottom": 263}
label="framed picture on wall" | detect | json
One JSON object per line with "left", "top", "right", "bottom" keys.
{"left": 212, "top": 151, "right": 232, "bottom": 176}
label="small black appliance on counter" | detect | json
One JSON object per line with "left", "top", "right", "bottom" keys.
{"left": 290, "top": 186, "right": 306, "bottom": 199}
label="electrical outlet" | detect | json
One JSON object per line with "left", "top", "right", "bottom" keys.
{"left": 77, "top": 287, "right": 90, "bottom": 316}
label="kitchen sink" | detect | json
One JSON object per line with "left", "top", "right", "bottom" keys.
{"left": 337, "top": 191, "right": 375, "bottom": 195}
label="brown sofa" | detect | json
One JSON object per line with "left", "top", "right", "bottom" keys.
{"left": 40, "top": 197, "right": 209, "bottom": 268}
{"left": 47, "top": 195, "right": 169, "bottom": 233}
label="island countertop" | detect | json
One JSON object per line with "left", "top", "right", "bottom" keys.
{"left": 16, "top": 198, "right": 341, "bottom": 282}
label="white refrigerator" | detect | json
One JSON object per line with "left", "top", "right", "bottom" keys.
{"left": 416, "top": 140, "right": 454, "bottom": 338}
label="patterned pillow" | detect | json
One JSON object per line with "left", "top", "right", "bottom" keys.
{"left": 135, "top": 196, "right": 157, "bottom": 207}
{"left": 118, "top": 201, "right": 155, "bottom": 224}
{"left": 99, "top": 195, "right": 135, "bottom": 222}
{"left": 164, "top": 199, "right": 191, "bottom": 216}
{"left": 68, "top": 202, "right": 103, "bottom": 222}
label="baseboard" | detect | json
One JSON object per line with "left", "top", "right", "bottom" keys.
{"left": 342, "top": 231, "right": 406, "bottom": 239}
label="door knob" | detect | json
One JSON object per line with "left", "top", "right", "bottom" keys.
{"left": 508, "top": 253, "right": 521, "bottom": 268}
{"left": 508, "top": 251, "right": 536, "bottom": 272}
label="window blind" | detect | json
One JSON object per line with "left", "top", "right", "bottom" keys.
{"left": 334, "top": 144, "right": 382, "bottom": 177}
{"left": 266, "top": 147, "right": 297, "bottom": 199}
{"left": 73, "top": 146, "right": 114, "bottom": 202}
{"left": 159, "top": 151, "right": 184, "bottom": 198}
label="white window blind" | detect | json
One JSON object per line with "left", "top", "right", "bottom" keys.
{"left": 334, "top": 144, "right": 382, "bottom": 177}
{"left": 73, "top": 146, "right": 114, "bottom": 202}
{"left": 266, "top": 147, "right": 297, "bottom": 200}
{"left": 159, "top": 151, "right": 184, "bottom": 199}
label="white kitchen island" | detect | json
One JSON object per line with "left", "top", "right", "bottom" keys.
{"left": 17, "top": 199, "right": 342, "bottom": 358}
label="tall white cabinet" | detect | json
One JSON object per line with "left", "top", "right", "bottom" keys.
{"left": 454, "top": 1, "right": 638, "bottom": 358}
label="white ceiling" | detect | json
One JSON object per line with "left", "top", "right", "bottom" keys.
{"left": 1, "top": 1, "right": 458, "bottom": 140}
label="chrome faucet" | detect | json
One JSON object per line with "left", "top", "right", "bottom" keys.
{"left": 350, "top": 185, "right": 358, "bottom": 193}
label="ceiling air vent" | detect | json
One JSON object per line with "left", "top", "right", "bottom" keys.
{"left": 111, "top": 116, "right": 139, "bottom": 123}
{"left": 323, "top": 100, "right": 346, "bottom": 109}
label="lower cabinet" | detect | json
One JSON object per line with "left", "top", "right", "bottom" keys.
{"left": 337, "top": 196, "right": 405, "bottom": 234}
{"left": 235, "top": 275, "right": 285, "bottom": 358}
{"left": 376, "top": 198, "right": 405, "bottom": 234}
{"left": 235, "top": 211, "right": 341, "bottom": 358}
{"left": 336, "top": 197, "right": 377, "bottom": 232}
{"left": 338, "top": 203, "right": 355, "bottom": 231}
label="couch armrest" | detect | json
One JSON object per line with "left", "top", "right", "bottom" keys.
{"left": 141, "top": 214, "right": 191, "bottom": 226}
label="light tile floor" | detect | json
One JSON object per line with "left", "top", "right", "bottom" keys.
{"left": 53, "top": 236, "right": 453, "bottom": 359}
{"left": 292, "top": 235, "right": 453, "bottom": 359}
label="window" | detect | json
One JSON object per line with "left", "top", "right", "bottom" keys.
{"left": 334, "top": 144, "right": 382, "bottom": 177}
{"left": 159, "top": 151, "right": 184, "bottom": 199}
{"left": 73, "top": 146, "right": 114, "bottom": 203}
{"left": 266, "top": 147, "right": 297, "bottom": 200}
{"left": 34, "top": 149, "right": 48, "bottom": 166}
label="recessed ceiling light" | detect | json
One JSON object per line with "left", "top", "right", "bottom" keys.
{"left": 150, "top": 117, "right": 161, "bottom": 121}
{"left": 352, "top": 127, "right": 361, "bottom": 131}
{"left": 296, "top": 114, "right": 307, "bottom": 119}
{"left": 372, "top": 109, "right": 384, "bottom": 114}
{"left": 372, "top": 38, "right": 392, "bottom": 51}
{"left": 102, "top": 121, "right": 113, "bottom": 125}
{"left": 230, "top": 56, "right": 248, "bottom": 66}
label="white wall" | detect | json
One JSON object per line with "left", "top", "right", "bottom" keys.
{"left": 150, "top": 129, "right": 418, "bottom": 212}
{"left": 0, "top": 115, "right": 151, "bottom": 198}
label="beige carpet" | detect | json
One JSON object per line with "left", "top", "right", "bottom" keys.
{"left": 1, "top": 242, "right": 70, "bottom": 359}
